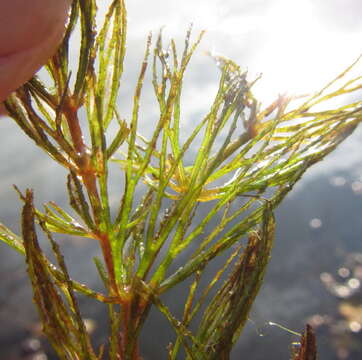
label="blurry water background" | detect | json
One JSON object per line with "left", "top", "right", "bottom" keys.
{"left": 1, "top": 1, "right": 362, "bottom": 359}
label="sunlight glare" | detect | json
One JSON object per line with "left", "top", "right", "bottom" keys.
{"left": 250, "top": 0, "right": 362, "bottom": 101}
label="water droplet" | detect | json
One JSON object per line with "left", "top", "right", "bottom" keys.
{"left": 347, "top": 278, "right": 360, "bottom": 289}
{"left": 338, "top": 267, "right": 350, "bottom": 278}
{"left": 309, "top": 314, "right": 325, "bottom": 327}
{"left": 349, "top": 321, "right": 361, "bottom": 333}
{"left": 334, "top": 285, "right": 351, "bottom": 298}
{"left": 351, "top": 181, "right": 362, "bottom": 194}
{"left": 71, "top": 221, "right": 82, "bottom": 228}
{"left": 21, "top": 338, "right": 41, "bottom": 353}
{"left": 329, "top": 176, "right": 346, "bottom": 187}
{"left": 84, "top": 318, "right": 97, "bottom": 334}
{"left": 309, "top": 218, "right": 322, "bottom": 229}
{"left": 320, "top": 272, "right": 333, "bottom": 284}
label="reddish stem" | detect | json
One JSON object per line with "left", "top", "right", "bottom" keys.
{"left": 96, "top": 231, "right": 118, "bottom": 296}
{"left": 119, "top": 298, "right": 144, "bottom": 360}
{"left": 63, "top": 97, "right": 118, "bottom": 296}
{"left": 64, "top": 96, "right": 86, "bottom": 155}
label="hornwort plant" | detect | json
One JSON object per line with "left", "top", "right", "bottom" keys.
{"left": 1, "top": 1, "right": 362, "bottom": 359}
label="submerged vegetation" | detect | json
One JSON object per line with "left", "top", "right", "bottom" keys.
{"left": 1, "top": 0, "right": 362, "bottom": 358}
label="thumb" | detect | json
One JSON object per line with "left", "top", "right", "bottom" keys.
{"left": 0, "top": 0, "right": 72, "bottom": 104}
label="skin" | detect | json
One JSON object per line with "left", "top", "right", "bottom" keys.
{"left": 0, "top": 0, "right": 71, "bottom": 114}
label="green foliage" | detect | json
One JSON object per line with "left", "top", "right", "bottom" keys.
{"left": 1, "top": 0, "right": 362, "bottom": 358}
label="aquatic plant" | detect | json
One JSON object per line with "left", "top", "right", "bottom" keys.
{"left": 1, "top": 0, "right": 362, "bottom": 358}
